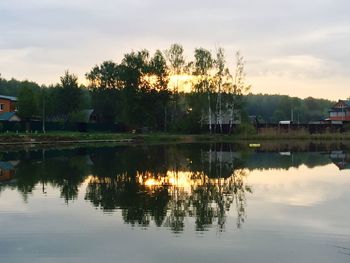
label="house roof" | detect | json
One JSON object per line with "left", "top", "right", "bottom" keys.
{"left": 337, "top": 100, "right": 350, "bottom": 107}
{"left": 330, "top": 100, "right": 350, "bottom": 111}
{"left": 79, "top": 109, "right": 94, "bottom": 123}
{"left": 0, "top": 112, "right": 17, "bottom": 121}
{"left": 0, "top": 161, "right": 15, "bottom": 170}
{"left": 0, "top": 95, "right": 17, "bottom": 101}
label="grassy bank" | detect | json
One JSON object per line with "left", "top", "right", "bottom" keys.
{"left": 1, "top": 131, "right": 350, "bottom": 145}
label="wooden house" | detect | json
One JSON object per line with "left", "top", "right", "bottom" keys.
{"left": 0, "top": 95, "right": 18, "bottom": 113}
{"left": 328, "top": 100, "right": 350, "bottom": 122}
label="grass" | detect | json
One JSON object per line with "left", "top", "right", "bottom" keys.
{"left": 1, "top": 130, "right": 350, "bottom": 145}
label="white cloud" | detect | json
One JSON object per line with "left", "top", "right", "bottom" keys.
{"left": 0, "top": 0, "right": 349, "bottom": 98}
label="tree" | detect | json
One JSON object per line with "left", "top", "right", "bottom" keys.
{"left": 165, "top": 44, "right": 185, "bottom": 122}
{"left": 18, "top": 86, "right": 38, "bottom": 120}
{"left": 149, "top": 50, "right": 170, "bottom": 130}
{"left": 193, "top": 48, "right": 214, "bottom": 133}
{"left": 118, "top": 50, "right": 150, "bottom": 126}
{"left": 86, "top": 61, "right": 121, "bottom": 89}
{"left": 229, "top": 52, "right": 250, "bottom": 133}
{"left": 86, "top": 62, "right": 122, "bottom": 123}
{"left": 149, "top": 50, "right": 169, "bottom": 91}
{"left": 214, "top": 48, "right": 226, "bottom": 133}
{"left": 58, "top": 71, "right": 84, "bottom": 120}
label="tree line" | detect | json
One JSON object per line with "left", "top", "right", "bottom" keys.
{"left": 245, "top": 93, "right": 334, "bottom": 123}
{"left": 0, "top": 44, "right": 335, "bottom": 132}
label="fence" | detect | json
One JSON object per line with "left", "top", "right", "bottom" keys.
{"left": 0, "top": 121, "right": 129, "bottom": 133}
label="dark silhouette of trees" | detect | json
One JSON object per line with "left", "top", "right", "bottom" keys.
{"left": 0, "top": 44, "right": 336, "bottom": 132}
{"left": 58, "top": 71, "right": 85, "bottom": 119}
{"left": 18, "top": 85, "right": 39, "bottom": 120}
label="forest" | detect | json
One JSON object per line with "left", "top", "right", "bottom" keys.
{"left": 0, "top": 44, "right": 335, "bottom": 133}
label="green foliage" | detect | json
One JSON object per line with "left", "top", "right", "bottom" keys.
{"left": 90, "top": 88, "right": 120, "bottom": 123}
{"left": 235, "top": 122, "right": 257, "bottom": 135}
{"left": 86, "top": 61, "right": 120, "bottom": 89}
{"left": 59, "top": 71, "right": 85, "bottom": 117}
{"left": 245, "top": 93, "right": 333, "bottom": 123}
{"left": 13, "top": 122, "right": 21, "bottom": 132}
{"left": 0, "top": 78, "right": 41, "bottom": 97}
{"left": 165, "top": 44, "right": 185, "bottom": 75}
{"left": 193, "top": 48, "right": 213, "bottom": 92}
{"left": 0, "top": 44, "right": 337, "bottom": 134}
{"left": 18, "top": 86, "right": 39, "bottom": 119}
{"left": 86, "top": 49, "right": 170, "bottom": 128}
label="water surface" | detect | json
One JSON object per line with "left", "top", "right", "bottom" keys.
{"left": 1, "top": 143, "right": 350, "bottom": 263}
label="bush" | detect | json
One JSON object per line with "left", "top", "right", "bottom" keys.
{"left": 13, "top": 122, "right": 21, "bottom": 132}
{"left": 236, "top": 122, "right": 257, "bottom": 135}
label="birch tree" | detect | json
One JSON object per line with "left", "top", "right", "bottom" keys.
{"left": 165, "top": 44, "right": 185, "bottom": 123}
{"left": 229, "top": 52, "right": 250, "bottom": 133}
{"left": 194, "top": 48, "right": 214, "bottom": 134}
{"left": 214, "top": 48, "right": 226, "bottom": 133}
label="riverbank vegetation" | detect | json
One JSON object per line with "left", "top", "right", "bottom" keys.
{"left": 1, "top": 130, "right": 350, "bottom": 148}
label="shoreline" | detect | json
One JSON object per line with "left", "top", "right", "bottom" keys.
{"left": 0, "top": 132, "right": 350, "bottom": 146}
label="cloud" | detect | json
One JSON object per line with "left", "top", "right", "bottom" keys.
{"left": 0, "top": 0, "right": 349, "bottom": 98}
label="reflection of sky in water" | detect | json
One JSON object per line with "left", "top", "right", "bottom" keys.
{"left": 1, "top": 146, "right": 350, "bottom": 263}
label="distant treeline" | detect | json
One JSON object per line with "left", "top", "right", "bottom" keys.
{"left": 245, "top": 94, "right": 334, "bottom": 123}
{"left": 0, "top": 76, "right": 335, "bottom": 124}
{"left": 0, "top": 44, "right": 336, "bottom": 133}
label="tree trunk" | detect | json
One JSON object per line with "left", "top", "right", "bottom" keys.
{"left": 164, "top": 105, "right": 167, "bottom": 132}
{"left": 229, "top": 102, "right": 235, "bottom": 134}
{"left": 208, "top": 92, "right": 212, "bottom": 134}
{"left": 218, "top": 83, "right": 222, "bottom": 134}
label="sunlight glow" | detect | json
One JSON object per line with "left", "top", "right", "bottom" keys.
{"left": 168, "top": 75, "right": 196, "bottom": 93}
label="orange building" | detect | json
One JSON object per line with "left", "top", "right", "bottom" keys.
{"left": 0, "top": 95, "right": 18, "bottom": 113}
{"left": 0, "top": 161, "right": 18, "bottom": 182}
{"left": 328, "top": 100, "right": 350, "bottom": 122}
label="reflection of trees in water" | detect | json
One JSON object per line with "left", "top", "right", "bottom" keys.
{"left": 3, "top": 155, "right": 89, "bottom": 203}
{"left": 85, "top": 167, "right": 251, "bottom": 232}
{"left": 163, "top": 169, "right": 250, "bottom": 232}
{"left": 85, "top": 174, "right": 170, "bottom": 227}
{"left": 0, "top": 144, "right": 252, "bottom": 231}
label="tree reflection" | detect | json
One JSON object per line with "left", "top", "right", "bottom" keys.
{"left": 3, "top": 142, "right": 340, "bottom": 232}
{"left": 85, "top": 149, "right": 251, "bottom": 233}
{"left": 0, "top": 153, "right": 90, "bottom": 203}
{"left": 85, "top": 174, "right": 170, "bottom": 227}
{"left": 0, "top": 145, "right": 253, "bottom": 232}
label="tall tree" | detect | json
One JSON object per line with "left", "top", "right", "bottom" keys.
{"left": 58, "top": 71, "right": 84, "bottom": 120}
{"left": 149, "top": 50, "right": 168, "bottom": 90}
{"left": 18, "top": 86, "right": 38, "bottom": 120}
{"left": 214, "top": 48, "right": 226, "bottom": 133}
{"left": 193, "top": 48, "right": 213, "bottom": 133}
{"left": 86, "top": 61, "right": 121, "bottom": 89}
{"left": 149, "top": 50, "right": 170, "bottom": 130}
{"left": 165, "top": 44, "right": 185, "bottom": 122}
{"left": 119, "top": 50, "right": 150, "bottom": 126}
{"left": 229, "top": 52, "right": 250, "bottom": 133}
{"left": 86, "top": 62, "right": 122, "bottom": 123}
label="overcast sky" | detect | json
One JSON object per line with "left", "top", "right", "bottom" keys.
{"left": 0, "top": 0, "right": 349, "bottom": 99}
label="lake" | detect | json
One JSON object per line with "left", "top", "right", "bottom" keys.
{"left": 1, "top": 143, "right": 350, "bottom": 263}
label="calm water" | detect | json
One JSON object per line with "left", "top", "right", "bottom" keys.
{"left": 1, "top": 143, "right": 350, "bottom": 262}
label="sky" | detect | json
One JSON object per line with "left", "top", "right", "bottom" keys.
{"left": 0, "top": 0, "right": 349, "bottom": 100}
